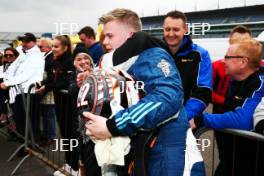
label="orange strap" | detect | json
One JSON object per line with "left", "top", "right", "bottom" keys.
{"left": 128, "top": 161, "right": 135, "bottom": 175}
{"left": 149, "top": 136, "right": 157, "bottom": 148}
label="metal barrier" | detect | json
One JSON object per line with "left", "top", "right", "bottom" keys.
{"left": 7, "top": 84, "right": 45, "bottom": 175}
{"left": 4, "top": 84, "right": 264, "bottom": 176}
{"left": 0, "top": 99, "right": 20, "bottom": 139}
{"left": 6, "top": 84, "right": 81, "bottom": 176}
{"left": 194, "top": 127, "right": 264, "bottom": 176}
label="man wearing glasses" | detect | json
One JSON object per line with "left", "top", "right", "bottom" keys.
{"left": 192, "top": 39, "right": 264, "bottom": 175}
{"left": 212, "top": 25, "right": 252, "bottom": 114}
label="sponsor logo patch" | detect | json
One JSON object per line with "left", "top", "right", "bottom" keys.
{"left": 157, "top": 59, "right": 171, "bottom": 77}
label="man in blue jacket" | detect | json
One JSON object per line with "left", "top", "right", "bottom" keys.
{"left": 77, "top": 26, "right": 104, "bottom": 66}
{"left": 192, "top": 39, "right": 264, "bottom": 176}
{"left": 83, "top": 8, "right": 205, "bottom": 176}
{"left": 163, "top": 10, "right": 212, "bottom": 121}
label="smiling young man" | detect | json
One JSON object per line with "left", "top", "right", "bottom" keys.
{"left": 163, "top": 10, "right": 212, "bottom": 122}
{"left": 82, "top": 8, "right": 205, "bottom": 176}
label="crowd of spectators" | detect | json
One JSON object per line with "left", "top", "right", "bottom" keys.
{"left": 0, "top": 8, "right": 263, "bottom": 176}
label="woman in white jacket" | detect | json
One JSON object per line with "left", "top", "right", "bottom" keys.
{"left": 0, "top": 47, "right": 19, "bottom": 123}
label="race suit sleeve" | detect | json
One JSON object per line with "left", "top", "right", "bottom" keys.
{"left": 106, "top": 47, "right": 184, "bottom": 136}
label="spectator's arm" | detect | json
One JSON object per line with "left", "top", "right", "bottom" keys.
{"left": 202, "top": 86, "right": 264, "bottom": 130}
{"left": 185, "top": 49, "right": 212, "bottom": 120}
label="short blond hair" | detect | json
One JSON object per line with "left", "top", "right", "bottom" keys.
{"left": 235, "top": 39, "right": 262, "bottom": 69}
{"left": 99, "top": 8, "right": 142, "bottom": 32}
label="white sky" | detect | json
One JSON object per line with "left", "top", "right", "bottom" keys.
{"left": 0, "top": 0, "right": 263, "bottom": 32}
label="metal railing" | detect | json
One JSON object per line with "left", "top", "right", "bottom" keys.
{"left": 6, "top": 84, "right": 81, "bottom": 176}
{"left": 194, "top": 127, "right": 264, "bottom": 176}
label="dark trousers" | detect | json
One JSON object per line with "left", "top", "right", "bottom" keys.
{"left": 13, "top": 94, "right": 40, "bottom": 138}
{"left": 55, "top": 92, "right": 80, "bottom": 171}
{"left": 0, "top": 89, "right": 8, "bottom": 114}
{"left": 41, "top": 104, "right": 56, "bottom": 139}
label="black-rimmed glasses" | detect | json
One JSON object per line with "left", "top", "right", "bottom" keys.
{"left": 224, "top": 55, "right": 247, "bottom": 59}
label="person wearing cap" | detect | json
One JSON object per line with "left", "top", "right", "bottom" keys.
{"left": 0, "top": 33, "right": 44, "bottom": 145}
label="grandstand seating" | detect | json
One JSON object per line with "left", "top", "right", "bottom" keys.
{"left": 141, "top": 4, "right": 264, "bottom": 39}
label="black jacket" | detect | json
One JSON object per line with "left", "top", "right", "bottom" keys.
{"left": 46, "top": 51, "right": 75, "bottom": 91}
{"left": 167, "top": 36, "right": 212, "bottom": 120}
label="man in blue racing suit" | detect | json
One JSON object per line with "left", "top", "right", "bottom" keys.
{"left": 83, "top": 8, "right": 205, "bottom": 176}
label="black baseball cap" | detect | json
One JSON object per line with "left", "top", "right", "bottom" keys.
{"left": 18, "top": 33, "right": 37, "bottom": 42}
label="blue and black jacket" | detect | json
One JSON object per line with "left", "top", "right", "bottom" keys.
{"left": 202, "top": 69, "right": 264, "bottom": 130}
{"left": 170, "top": 36, "right": 212, "bottom": 120}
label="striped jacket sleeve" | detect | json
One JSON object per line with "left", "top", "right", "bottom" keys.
{"left": 106, "top": 48, "right": 184, "bottom": 136}
{"left": 203, "top": 76, "right": 264, "bottom": 130}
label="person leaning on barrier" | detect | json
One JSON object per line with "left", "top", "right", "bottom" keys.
{"left": 0, "top": 33, "right": 44, "bottom": 140}
{"left": 191, "top": 39, "right": 264, "bottom": 176}
{"left": 37, "top": 35, "right": 75, "bottom": 100}
{"left": 192, "top": 39, "right": 264, "bottom": 130}
{"left": 47, "top": 35, "right": 80, "bottom": 175}
{"left": 0, "top": 47, "right": 19, "bottom": 123}
{"left": 53, "top": 49, "right": 94, "bottom": 176}
{"left": 163, "top": 10, "right": 212, "bottom": 122}
{"left": 35, "top": 37, "right": 57, "bottom": 144}
{"left": 82, "top": 8, "right": 206, "bottom": 176}
{"left": 212, "top": 25, "right": 252, "bottom": 114}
